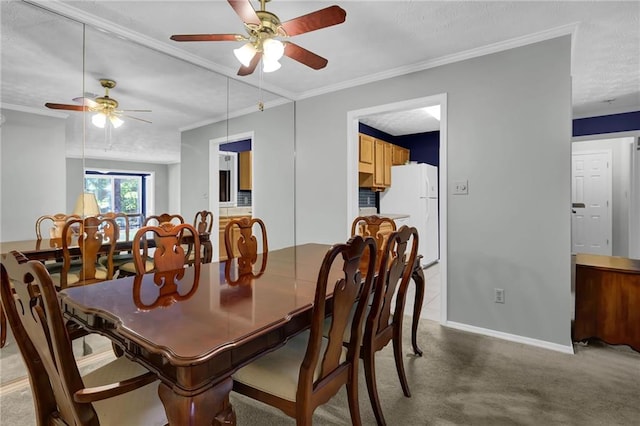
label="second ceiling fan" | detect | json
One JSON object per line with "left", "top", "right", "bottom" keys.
{"left": 170, "top": 0, "right": 346, "bottom": 76}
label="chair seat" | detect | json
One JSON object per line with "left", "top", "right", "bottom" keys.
{"left": 44, "top": 258, "right": 83, "bottom": 275}
{"left": 117, "top": 258, "right": 154, "bottom": 275}
{"left": 99, "top": 253, "right": 135, "bottom": 268}
{"left": 233, "top": 330, "right": 346, "bottom": 402}
{"left": 50, "top": 264, "right": 109, "bottom": 287}
{"left": 83, "top": 356, "right": 167, "bottom": 426}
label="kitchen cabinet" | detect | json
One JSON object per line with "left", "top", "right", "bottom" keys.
{"left": 358, "top": 134, "right": 375, "bottom": 174}
{"left": 392, "top": 145, "right": 410, "bottom": 165}
{"left": 358, "top": 133, "right": 408, "bottom": 191}
{"left": 373, "top": 139, "right": 392, "bottom": 189}
{"left": 239, "top": 151, "right": 252, "bottom": 191}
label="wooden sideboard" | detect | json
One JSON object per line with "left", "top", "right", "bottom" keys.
{"left": 573, "top": 254, "right": 640, "bottom": 352}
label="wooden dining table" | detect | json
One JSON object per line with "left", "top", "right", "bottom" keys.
{"left": 0, "top": 231, "right": 213, "bottom": 263}
{"left": 57, "top": 243, "right": 426, "bottom": 425}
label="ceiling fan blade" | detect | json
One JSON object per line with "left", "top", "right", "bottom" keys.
{"left": 45, "top": 103, "right": 89, "bottom": 112}
{"left": 72, "top": 97, "right": 100, "bottom": 108}
{"left": 283, "top": 43, "right": 328, "bottom": 70}
{"left": 121, "top": 114, "right": 153, "bottom": 124}
{"left": 170, "top": 34, "right": 240, "bottom": 42}
{"left": 280, "top": 5, "right": 346, "bottom": 37}
{"left": 227, "top": 0, "right": 260, "bottom": 25}
{"left": 119, "top": 109, "right": 152, "bottom": 113}
{"left": 237, "top": 52, "right": 262, "bottom": 76}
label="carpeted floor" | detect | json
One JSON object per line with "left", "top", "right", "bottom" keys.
{"left": 1, "top": 318, "right": 639, "bottom": 425}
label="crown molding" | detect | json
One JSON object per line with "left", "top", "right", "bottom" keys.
{"left": 296, "top": 22, "right": 579, "bottom": 101}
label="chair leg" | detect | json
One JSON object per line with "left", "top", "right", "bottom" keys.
{"left": 0, "top": 305, "right": 6, "bottom": 348}
{"left": 363, "top": 350, "right": 386, "bottom": 426}
{"left": 410, "top": 261, "right": 425, "bottom": 357}
{"left": 393, "top": 323, "right": 411, "bottom": 398}
{"left": 346, "top": 367, "right": 363, "bottom": 426}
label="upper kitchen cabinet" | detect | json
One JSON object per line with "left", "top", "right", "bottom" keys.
{"left": 392, "top": 145, "right": 410, "bottom": 166}
{"left": 358, "top": 134, "right": 375, "bottom": 174}
{"left": 359, "top": 133, "right": 407, "bottom": 191}
{"left": 239, "top": 150, "right": 252, "bottom": 191}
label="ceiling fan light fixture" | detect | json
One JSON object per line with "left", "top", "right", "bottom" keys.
{"left": 262, "top": 58, "right": 281, "bottom": 73}
{"left": 262, "top": 38, "right": 284, "bottom": 61}
{"left": 92, "top": 112, "right": 107, "bottom": 128}
{"left": 109, "top": 115, "right": 124, "bottom": 128}
{"left": 234, "top": 42, "right": 258, "bottom": 67}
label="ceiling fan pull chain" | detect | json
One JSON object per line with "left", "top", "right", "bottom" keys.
{"left": 258, "top": 65, "right": 265, "bottom": 112}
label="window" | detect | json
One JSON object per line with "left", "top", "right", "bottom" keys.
{"left": 84, "top": 170, "right": 148, "bottom": 229}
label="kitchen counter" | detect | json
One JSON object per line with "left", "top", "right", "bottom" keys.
{"left": 380, "top": 213, "right": 410, "bottom": 220}
{"left": 219, "top": 206, "right": 252, "bottom": 217}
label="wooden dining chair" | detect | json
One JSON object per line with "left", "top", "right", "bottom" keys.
{"left": 98, "top": 212, "right": 134, "bottom": 270}
{"left": 351, "top": 215, "right": 397, "bottom": 274}
{"left": 117, "top": 214, "right": 185, "bottom": 276}
{"left": 132, "top": 222, "right": 200, "bottom": 274}
{"left": 50, "top": 216, "right": 118, "bottom": 290}
{"left": 35, "top": 213, "right": 82, "bottom": 274}
{"left": 232, "top": 235, "right": 377, "bottom": 425}
{"left": 224, "top": 216, "right": 268, "bottom": 262}
{"left": 144, "top": 213, "right": 185, "bottom": 226}
{"left": 35, "top": 213, "right": 81, "bottom": 241}
{"left": 362, "top": 225, "right": 419, "bottom": 426}
{"left": 0, "top": 250, "right": 167, "bottom": 426}
{"left": 186, "top": 210, "right": 214, "bottom": 265}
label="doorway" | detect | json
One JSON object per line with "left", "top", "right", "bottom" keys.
{"left": 571, "top": 136, "right": 637, "bottom": 258}
{"left": 347, "top": 93, "right": 448, "bottom": 324}
{"left": 209, "top": 131, "right": 255, "bottom": 262}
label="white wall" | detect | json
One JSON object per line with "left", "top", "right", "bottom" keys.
{"left": 572, "top": 137, "right": 635, "bottom": 256}
{"left": 295, "top": 37, "right": 573, "bottom": 349}
{"left": 1, "top": 109, "right": 67, "bottom": 241}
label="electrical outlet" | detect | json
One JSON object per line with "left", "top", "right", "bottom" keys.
{"left": 494, "top": 288, "right": 505, "bottom": 304}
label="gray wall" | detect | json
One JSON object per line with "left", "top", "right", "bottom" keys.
{"left": 0, "top": 109, "right": 67, "bottom": 241}
{"left": 294, "top": 37, "right": 572, "bottom": 348}
{"left": 66, "top": 158, "right": 171, "bottom": 217}
{"left": 181, "top": 102, "right": 295, "bottom": 250}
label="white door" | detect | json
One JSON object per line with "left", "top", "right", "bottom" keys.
{"left": 571, "top": 151, "right": 612, "bottom": 255}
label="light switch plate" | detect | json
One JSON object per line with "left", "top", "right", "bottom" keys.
{"left": 453, "top": 180, "right": 468, "bottom": 195}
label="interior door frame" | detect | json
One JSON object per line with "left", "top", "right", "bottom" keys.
{"left": 346, "top": 93, "right": 448, "bottom": 324}
{"left": 209, "top": 131, "right": 255, "bottom": 262}
{"left": 572, "top": 132, "right": 640, "bottom": 258}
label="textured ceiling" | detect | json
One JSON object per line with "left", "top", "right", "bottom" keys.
{"left": 1, "top": 1, "right": 638, "bottom": 160}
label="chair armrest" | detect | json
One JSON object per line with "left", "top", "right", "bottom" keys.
{"left": 73, "top": 371, "right": 157, "bottom": 403}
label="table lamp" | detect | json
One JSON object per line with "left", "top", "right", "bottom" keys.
{"left": 72, "top": 192, "right": 100, "bottom": 217}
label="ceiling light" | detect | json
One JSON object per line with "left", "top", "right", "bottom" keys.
{"left": 92, "top": 113, "right": 106, "bottom": 128}
{"left": 234, "top": 43, "right": 257, "bottom": 67}
{"left": 423, "top": 105, "right": 441, "bottom": 121}
{"left": 263, "top": 38, "right": 284, "bottom": 61}
{"left": 109, "top": 115, "right": 124, "bottom": 128}
{"left": 262, "top": 58, "right": 281, "bottom": 73}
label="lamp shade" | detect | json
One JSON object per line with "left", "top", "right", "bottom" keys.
{"left": 234, "top": 43, "right": 258, "bottom": 67}
{"left": 72, "top": 192, "right": 100, "bottom": 217}
{"left": 91, "top": 113, "right": 107, "bottom": 128}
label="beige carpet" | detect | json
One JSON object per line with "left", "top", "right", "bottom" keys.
{"left": 2, "top": 319, "right": 639, "bottom": 425}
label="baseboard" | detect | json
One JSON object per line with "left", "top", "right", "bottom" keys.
{"left": 445, "top": 321, "right": 575, "bottom": 355}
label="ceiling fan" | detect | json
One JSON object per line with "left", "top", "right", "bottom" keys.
{"left": 45, "top": 79, "right": 152, "bottom": 128}
{"left": 170, "top": 0, "right": 346, "bottom": 76}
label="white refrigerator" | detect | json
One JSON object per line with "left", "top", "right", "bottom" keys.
{"left": 380, "top": 163, "right": 439, "bottom": 267}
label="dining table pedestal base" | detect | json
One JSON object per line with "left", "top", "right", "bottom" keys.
{"left": 158, "top": 377, "right": 236, "bottom": 426}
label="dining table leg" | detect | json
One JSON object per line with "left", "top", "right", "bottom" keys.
{"left": 410, "top": 257, "right": 425, "bottom": 356}
{"left": 158, "top": 376, "right": 236, "bottom": 426}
